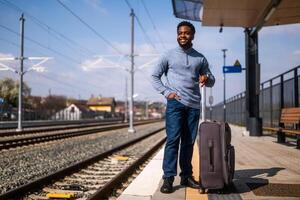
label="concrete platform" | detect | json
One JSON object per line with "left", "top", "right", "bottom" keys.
{"left": 117, "top": 124, "right": 300, "bottom": 200}
{"left": 117, "top": 147, "right": 164, "bottom": 200}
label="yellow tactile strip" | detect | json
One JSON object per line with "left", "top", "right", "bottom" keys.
{"left": 185, "top": 143, "right": 208, "bottom": 200}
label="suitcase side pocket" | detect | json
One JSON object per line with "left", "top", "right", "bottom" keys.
{"left": 227, "top": 145, "right": 235, "bottom": 184}
{"left": 208, "top": 140, "right": 214, "bottom": 172}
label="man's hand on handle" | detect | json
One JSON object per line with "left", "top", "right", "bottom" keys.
{"left": 199, "top": 75, "right": 208, "bottom": 87}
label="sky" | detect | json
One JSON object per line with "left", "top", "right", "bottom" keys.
{"left": 0, "top": 0, "right": 300, "bottom": 105}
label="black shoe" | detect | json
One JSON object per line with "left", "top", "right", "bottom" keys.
{"left": 160, "top": 177, "right": 174, "bottom": 193}
{"left": 180, "top": 176, "right": 200, "bottom": 189}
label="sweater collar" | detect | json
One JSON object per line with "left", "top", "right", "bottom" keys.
{"left": 176, "top": 45, "right": 193, "bottom": 54}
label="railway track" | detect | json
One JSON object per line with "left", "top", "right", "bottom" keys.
{"left": 0, "top": 119, "right": 162, "bottom": 137}
{"left": 0, "top": 127, "right": 166, "bottom": 200}
{"left": 0, "top": 118, "right": 122, "bottom": 131}
{"left": 0, "top": 120, "right": 161, "bottom": 150}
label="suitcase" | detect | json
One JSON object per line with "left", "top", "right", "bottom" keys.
{"left": 198, "top": 121, "right": 235, "bottom": 193}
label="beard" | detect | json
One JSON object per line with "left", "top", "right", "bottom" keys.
{"left": 177, "top": 40, "right": 192, "bottom": 49}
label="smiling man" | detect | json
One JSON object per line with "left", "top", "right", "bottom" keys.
{"left": 150, "top": 21, "right": 215, "bottom": 193}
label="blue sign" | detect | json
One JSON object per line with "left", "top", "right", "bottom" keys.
{"left": 223, "top": 66, "right": 242, "bottom": 73}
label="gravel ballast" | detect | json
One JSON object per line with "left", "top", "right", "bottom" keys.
{"left": 0, "top": 122, "right": 164, "bottom": 194}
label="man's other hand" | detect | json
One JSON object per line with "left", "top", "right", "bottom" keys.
{"left": 167, "top": 92, "right": 181, "bottom": 100}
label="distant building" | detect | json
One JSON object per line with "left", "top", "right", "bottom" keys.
{"left": 148, "top": 102, "right": 165, "bottom": 119}
{"left": 26, "top": 95, "right": 43, "bottom": 109}
{"left": 115, "top": 101, "right": 125, "bottom": 113}
{"left": 66, "top": 99, "right": 88, "bottom": 107}
{"left": 87, "top": 96, "right": 116, "bottom": 114}
{"left": 52, "top": 103, "right": 94, "bottom": 120}
{"left": 116, "top": 100, "right": 165, "bottom": 120}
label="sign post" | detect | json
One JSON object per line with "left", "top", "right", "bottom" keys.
{"left": 223, "top": 60, "right": 242, "bottom": 73}
{"left": 222, "top": 59, "right": 243, "bottom": 122}
{"left": 208, "top": 92, "right": 213, "bottom": 120}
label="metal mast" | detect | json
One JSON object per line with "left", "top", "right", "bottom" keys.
{"left": 17, "top": 14, "right": 25, "bottom": 132}
{"left": 128, "top": 9, "right": 136, "bottom": 133}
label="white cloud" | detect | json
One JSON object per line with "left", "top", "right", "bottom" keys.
{"left": 74, "top": 42, "right": 164, "bottom": 101}
{"left": 0, "top": 53, "right": 18, "bottom": 72}
{"left": 260, "top": 24, "right": 300, "bottom": 37}
{"left": 107, "top": 42, "right": 159, "bottom": 55}
{"left": 81, "top": 56, "right": 126, "bottom": 72}
{"left": 81, "top": 43, "right": 161, "bottom": 72}
{"left": 84, "top": 0, "right": 108, "bottom": 15}
{"left": 0, "top": 53, "right": 14, "bottom": 58}
{"left": 293, "top": 50, "right": 300, "bottom": 56}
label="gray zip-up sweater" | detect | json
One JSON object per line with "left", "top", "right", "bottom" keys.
{"left": 150, "top": 46, "right": 215, "bottom": 109}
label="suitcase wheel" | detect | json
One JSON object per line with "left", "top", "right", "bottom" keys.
{"left": 199, "top": 188, "right": 206, "bottom": 194}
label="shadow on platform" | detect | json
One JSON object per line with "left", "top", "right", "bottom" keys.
{"left": 234, "top": 167, "right": 285, "bottom": 193}
{"left": 235, "top": 167, "right": 285, "bottom": 180}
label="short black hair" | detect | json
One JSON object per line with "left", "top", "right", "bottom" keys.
{"left": 177, "top": 21, "right": 195, "bottom": 34}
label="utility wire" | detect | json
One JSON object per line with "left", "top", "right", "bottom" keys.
{"left": 0, "top": 43, "right": 89, "bottom": 96}
{"left": 124, "top": 0, "right": 158, "bottom": 53}
{"left": 124, "top": 0, "right": 133, "bottom": 9}
{"left": 141, "top": 0, "right": 166, "bottom": 50}
{"left": 0, "top": 24, "right": 81, "bottom": 64}
{"left": 0, "top": 0, "right": 96, "bottom": 57}
{"left": 56, "top": 0, "right": 127, "bottom": 56}
{"left": 35, "top": 72, "right": 94, "bottom": 94}
{"left": 0, "top": 24, "right": 125, "bottom": 95}
{"left": 135, "top": 16, "right": 157, "bottom": 52}
{"left": 0, "top": 36, "right": 106, "bottom": 93}
{"left": 0, "top": 2, "right": 120, "bottom": 97}
{"left": 0, "top": 37, "right": 45, "bottom": 56}
{"left": 0, "top": 37, "right": 20, "bottom": 49}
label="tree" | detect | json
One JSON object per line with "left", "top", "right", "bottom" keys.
{"left": 42, "top": 95, "right": 67, "bottom": 112}
{"left": 0, "top": 77, "right": 31, "bottom": 107}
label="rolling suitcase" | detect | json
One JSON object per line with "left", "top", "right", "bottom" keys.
{"left": 198, "top": 121, "right": 235, "bottom": 193}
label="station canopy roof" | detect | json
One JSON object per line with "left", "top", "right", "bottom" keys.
{"left": 172, "top": 0, "right": 300, "bottom": 27}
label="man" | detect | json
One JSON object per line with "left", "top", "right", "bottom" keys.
{"left": 150, "top": 21, "right": 215, "bottom": 193}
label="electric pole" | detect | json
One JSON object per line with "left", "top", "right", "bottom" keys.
{"left": 145, "top": 100, "right": 149, "bottom": 120}
{"left": 128, "top": 9, "right": 136, "bottom": 133}
{"left": 124, "top": 77, "right": 128, "bottom": 123}
{"left": 222, "top": 49, "right": 227, "bottom": 122}
{"left": 0, "top": 14, "right": 51, "bottom": 131}
{"left": 17, "top": 14, "right": 25, "bottom": 132}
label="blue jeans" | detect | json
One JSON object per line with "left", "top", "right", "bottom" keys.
{"left": 163, "top": 99, "right": 200, "bottom": 178}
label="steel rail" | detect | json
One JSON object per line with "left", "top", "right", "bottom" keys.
{"left": 0, "top": 119, "right": 160, "bottom": 137}
{"left": 0, "top": 118, "right": 122, "bottom": 130}
{"left": 0, "top": 120, "right": 122, "bottom": 137}
{"left": 0, "top": 126, "right": 165, "bottom": 200}
{"left": 89, "top": 134, "right": 166, "bottom": 199}
{"left": 0, "top": 120, "right": 161, "bottom": 150}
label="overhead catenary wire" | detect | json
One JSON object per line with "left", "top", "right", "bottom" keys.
{"left": 33, "top": 72, "right": 95, "bottom": 95}
{"left": 124, "top": 0, "right": 158, "bottom": 53}
{"left": 0, "top": 24, "right": 81, "bottom": 64}
{"left": 135, "top": 16, "right": 158, "bottom": 53}
{"left": 56, "top": 0, "right": 128, "bottom": 56}
{"left": 0, "top": 0, "right": 155, "bottom": 99}
{"left": 124, "top": 0, "right": 133, "bottom": 10}
{"left": 0, "top": 37, "right": 21, "bottom": 49}
{"left": 0, "top": 37, "right": 48, "bottom": 57}
{"left": 0, "top": 35, "right": 106, "bottom": 95}
{"left": 0, "top": 0, "right": 96, "bottom": 57}
{"left": 141, "top": 0, "right": 166, "bottom": 50}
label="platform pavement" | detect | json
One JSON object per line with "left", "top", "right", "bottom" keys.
{"left": 117, "top": 124, "right": 300, "bottom": 200}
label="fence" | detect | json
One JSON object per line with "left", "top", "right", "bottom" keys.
{"left": 0, "top": 107, "right": 120, "bottom": 121}
{"left": 208, "top": 65, "right": 300, "bottom": 127}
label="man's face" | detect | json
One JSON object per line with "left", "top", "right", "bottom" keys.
{"left": 177, "top": 25, "right": 194, "bottom": 49}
